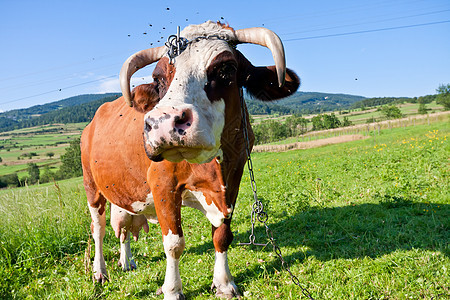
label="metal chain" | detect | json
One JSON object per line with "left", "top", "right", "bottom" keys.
{"left": 238, "top": 88, "right": 315, "bottom": 300}
{"left": 165, "top": 26, "right": 232, "bottom": 64}
{"left": 165, "top": 26, "right": 189, "bottom": 64}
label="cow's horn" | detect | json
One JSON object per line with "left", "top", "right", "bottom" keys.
{"left": 119, "top": 46, "right": 166, "bottom": 107}
{"left": 234, "top": 27, "right": 286, "bottom": 87}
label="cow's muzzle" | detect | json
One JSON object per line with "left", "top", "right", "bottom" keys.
{"left": 144, "top": 106, "right": 200, "bottom": 162}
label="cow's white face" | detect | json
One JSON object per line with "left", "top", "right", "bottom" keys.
{"left": 143, "top": 22, "right": 238, "bottom": 164}
{"left": 121, "top": 21, "right": 300, "bottom": 164}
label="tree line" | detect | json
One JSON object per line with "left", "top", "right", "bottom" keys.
{"left": 0, "top": 96, "right": 118, "bottom": 132}
{"left": 252, "top": 113, "right": 353, "bottom": 145}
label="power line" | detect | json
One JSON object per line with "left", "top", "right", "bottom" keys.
{"left": 280, "top": 8, "right": 450, "bottom": 36}
{"left": 0, "top": 75, "right": 117, "bottom": 105}
{"left": 2, "top": 18, "right": 449, "bottom": 107}
{"left": 284, "top": 20, "right": 450, "bottom": 42}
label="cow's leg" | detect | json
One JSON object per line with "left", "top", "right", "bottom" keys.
{"left": 118, "top": 231, "right": 136, "bottom": 271}
{"left": 212, "top": 219, "right": 240, "bottom": 299}
{"left": 110, "top": 203, "right": 137, "bottom": 271}
{"left": 153, "top": 188, "right": 185, "bottom": 299}
{"left": 87, "top": 194, "right": 108, "bottom": 283}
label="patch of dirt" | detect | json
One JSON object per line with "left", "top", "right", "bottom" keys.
{"left": 253, "top": 134, "right": 369, "bottom": 153}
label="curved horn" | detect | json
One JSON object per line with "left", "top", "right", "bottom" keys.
{"left": 119, "top": 46, "right": 166, "bottom": 107}
{"left": 234, "top": 27, "right": 286, "bottom": 87}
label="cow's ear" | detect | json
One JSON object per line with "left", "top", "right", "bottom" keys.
{"left": 236, "top": 50, "right": 300, "bottom": 101}
{"left": 131, "top": 83, "right": 160, "bottom": 113}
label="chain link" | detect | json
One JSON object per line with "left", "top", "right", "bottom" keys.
{"left": 238, "top": 88, "right": 315, "bottom": 300}
{"left": 165, "top": 26, "right": 232, "bottom": 64}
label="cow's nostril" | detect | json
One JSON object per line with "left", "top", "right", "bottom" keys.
{"left": 145, "top": 122, "right": 152, "bottom": 132}
{"left": 174, "top": 110, "right": 193, "bottom": 134}
{"left": 175, "top": 111, "right": 188, "bottom": 125}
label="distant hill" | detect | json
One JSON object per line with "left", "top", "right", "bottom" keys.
{"left": 0, "top": 91, "right": 365, "bottom": 132}
{"left": 0, "top": 93, "right": 120, "bottom": 122}
{"left": 0, "top": 94, "right": 120, "bottom": 132}
{"left": 246, "top": 91, "right": 366, "bottom": 115}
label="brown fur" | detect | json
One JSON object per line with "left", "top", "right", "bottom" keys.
{"left": 81, "top": 35, "right": 300, "bottom": 294}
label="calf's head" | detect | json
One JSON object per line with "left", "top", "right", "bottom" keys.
{"left": 120, "top": 21, "right": 300, "bottom": 163}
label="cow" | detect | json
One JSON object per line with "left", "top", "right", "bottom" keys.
{"left": 81, "top": 21, "right": 299, "bottom": 299}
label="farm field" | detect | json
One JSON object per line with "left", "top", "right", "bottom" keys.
{"left": 0, "top": 123, "right": 86, "bottom": 178}
{"left": 251, "top": 101, "right": 444, "bottom": 127}
{"left": 0, "top": 120, "right": 448, "bottom": 299}
{"left": 0, "top": 101, "right": 445, "bottom": 180}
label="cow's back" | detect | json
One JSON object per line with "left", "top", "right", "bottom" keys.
{"left": 81, "top": 97, "right": 152, "bottom": 212}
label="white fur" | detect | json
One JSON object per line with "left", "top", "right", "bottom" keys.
{"left": 162, "top": 230, "right": 185, "bottom": 298}
{"left": 144, "top": 22, "right": 235, "bottom": 164}
{"left": 88, "top": 204, "right": 107, "bottom": 282}
{"left": 118, "top": 231, "right": 136, "bottom": 271}
{"left": 130, "top": 192, "right": 158, "bottom": 224}
{"left": 181, "top": 189, "right": 226, "bottom": 227}
{"left": 213, "top": 251, "right": 239, "bottom": 296}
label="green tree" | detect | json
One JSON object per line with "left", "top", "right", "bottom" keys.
{"left": 436, "top": 84, "right": 450, "bottom": 110}
{"left": 342, "top": 116, "right": 353, "bottom": 127}
{"left": 322, "top": 113, "right": 341, "bottom": 129}
{"left": 27, "top": 163, "right": 40, "bottom": 184}
{"left": 311, "top": 115, "right": 324, "bottom": 131}
{"left": 418, "top": 103, "right": 427, "bottom": 114}
{"left": 40, "top": 166, "right": 56, "bottom": 183}
{"left": 46, "top": 152, "right": 55, "bottom": 158}
{"left": 59, "top": 138, "right": 82, "bottom": 178}
{"left": 0, "top": 174, "right": 19, "bottom": 188}
{"left": 380, "top": 105, "right": 403, "bottom": 119}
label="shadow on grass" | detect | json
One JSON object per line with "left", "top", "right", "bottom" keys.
{"left": 181, "top": 200, "right": 448, "bottom": 297}
{"left": 190, "top": 201, "right": 448, "bottom": 259}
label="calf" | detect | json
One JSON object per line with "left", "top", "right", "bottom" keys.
{"left": 81, "top": 21, "right": 299, "bottom": 299}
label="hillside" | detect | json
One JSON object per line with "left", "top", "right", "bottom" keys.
{"left": 246, "top": 91, "right": 366, "bottom": 115}
{"left": 0, "top": 93, "right": 119, "bottom": 121}
{"left": 0, "top": 91, "right": 365, "bottom": 132}
{"left": 0, "top": 94, "right": 120, "bottom": 132}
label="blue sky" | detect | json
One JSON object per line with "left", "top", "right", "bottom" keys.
{"left": 1, "top": 0, "right": 449, "bottom": 111}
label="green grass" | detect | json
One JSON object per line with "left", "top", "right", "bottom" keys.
{"left": 0, "top": 122, "right": 448, "bottom": 299}
{"left": 0, "top": 160, "right": 60, "bottom": 176}
{"left": 337, "top": 101, "right": 443, "bottom": 125}
{"left": 0, "top": 123, "right": 83, "bottom": 179}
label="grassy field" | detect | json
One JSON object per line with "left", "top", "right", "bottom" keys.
{"left": 0, "top": 102, "right": 444, "bottom": 180}
{"left": 0, "top": 123, "right": 86, "bottom": 178}
{"left": 0, "top": 120, "right": 448, "bottom": 299}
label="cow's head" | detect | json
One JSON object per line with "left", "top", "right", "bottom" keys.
{"left": 120, "top": 21, "right": 300, "bottom": 163}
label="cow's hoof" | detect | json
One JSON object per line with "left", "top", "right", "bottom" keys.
{"left": 93, "top": 272, "right": 108, "bottom": 284}
{"left": 156, "top": 287, "right": 185, "bottom": 299}
{"left": 211, "top": 282, "right": 241, "bottom": 299}
{"left": 118, "top": 258, "right": 136, "bottom": 271}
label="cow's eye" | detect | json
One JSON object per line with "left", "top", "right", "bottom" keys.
{"left": 217, "top": 63, "right": 237, "bottom": 85}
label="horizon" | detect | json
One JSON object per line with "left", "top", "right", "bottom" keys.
{"left": 0, "top": 89, "right": 437, "bottom": 114}
{"left": 1, "top": 0, "right": 449, "bottom": 112}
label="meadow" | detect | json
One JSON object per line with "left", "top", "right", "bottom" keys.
{"left": 0, "top": 120, "right": 448, "bottom": 299}
{"left": 0, "top": 123, "right": 86, "bottom": 178}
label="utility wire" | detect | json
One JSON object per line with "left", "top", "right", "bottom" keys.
{"left": 284, "top": 20, "right": 450, "bottom": 42}
{"left": 2, "top": 18, "right": 449, "bottom": 107}
{"left": 0, "top": 75, "right": 117, "bottom": 105}
{"left": 280, "top": 8, "right": 450, "bottom": 36}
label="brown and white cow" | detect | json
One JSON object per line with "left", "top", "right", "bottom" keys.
{"left": 81, "top": 21, "right": 299, "bottom": 299}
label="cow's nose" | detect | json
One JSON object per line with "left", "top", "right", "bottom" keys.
{"left": 145, "top": 108, "right": 193, "bottom": 136}
{"left": 173, "top": 110, "right": 193, "bottom": 136}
